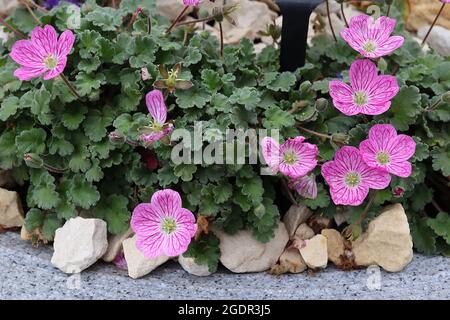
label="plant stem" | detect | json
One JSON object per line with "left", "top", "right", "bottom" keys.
{"left": 126, "top": 12, "right": 138, "bottom": 31}
{"left": 296, "top": 125, "right": 332, "bottom": 140}
{"left": 175, "top": 16, "right": 215, "bottom": 27}
{"left": 166, "top": 6, "right": 189, "bottom": 34}
{"left": 355, "top": 191, "right": 377, "bottom": 226}
{"left": 20, "top": 0, "right": 42, "bottom": 25}
{"left": 219, "top": 22, "right": 224, "bottom": 57}
{"left": 282, "top": 178, "right": 298, "bottom": 206}
{"left": 421, "top": 3, "right": 446, "bottom": 47}
{"left": 386, "top": 4, "right": 391, "bottom": 17}
{"left": 425, "top": 98, "right": 442, "bottom": 112}
{"left": 24, "top": 0, "right": 48, "bottom": 13}
{"left": 326, "top": 0, "right": 337, "bottom": 42}
{"left": 59, "top": 74, "right": 84, "bottom": 102}
{"left": 0, "top": 16, "right": 26, "bottom": 38}
{"left": 341, "top": 2, "right": 348, "bottom": 28}
{"left": 43, "top": 163, "right": 68, "bottom": 174}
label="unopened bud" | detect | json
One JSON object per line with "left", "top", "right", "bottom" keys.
{"left": 253, "top": 203, "right": 266, "bottom": 218}
{"left": 109, "top": 131, "right": 126, "bottom": 146}
{"left": 331, "top": 133, "right": 350, "bottom": 145}
{"left": 315, "top": 98, "right": 328, "bottom": 111}
{"left": 377, "top": 57, "right": 387, "bottom": 73}
{"left": 393, "top": 186, "right": 405, "bottom": 198}
{"left": 141, "top": 67, "right": 150, "bottom": 81}
{"left": 300, "top": 81, "right": 312, "bottom": 92}
{"left": 24, "top": 153, "right": 44, "bottom": 169}
{"left": 441, "top": 91, "right": 450, "bottom": 103}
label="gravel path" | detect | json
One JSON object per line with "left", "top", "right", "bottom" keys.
{"left": 1, "top": 231, "right": 449, "bottom": 300}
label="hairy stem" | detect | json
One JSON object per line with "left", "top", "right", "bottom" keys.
{"left": 296, "top": 125, "right": 332, "bottom": 140}
{"left": 59, "top": 74, "right": 85, "bottom": 102}
{"left": 219, "top": 22, "right": 224, "bottom": 57}
{"left": 175, "top": 16, "right": 215, "bottom": 27}
{"left": 43, "top": 163, "right": 68, "bottom": 174}
{"left": 166, "top": 6, "right": 189, "bottom": 34}
{"left": 0, "top": 16, "right": 26, "bottom": 38}
{"left": 386, "top": 4, "right": 391, "bottom": 18}
{"left": 282, "top": 178, "right": 298, "bottom": 206}
{"left": 326, "top": 0, "right": 337, "bottom": 42}
{"left": 341, "top": 2, "right": 348, "bottom": 28}
{"left": 421, "top": 3, "right": 446, "bottom": 47}
{"left": 355, "top": 191, "right": 377, "bottom": 226}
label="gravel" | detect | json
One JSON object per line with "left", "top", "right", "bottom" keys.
{"left": 1, "top": 231, "right": 449, "bottom": 300}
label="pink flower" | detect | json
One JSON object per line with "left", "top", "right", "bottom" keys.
{"left": 393, "top": 186, "right": 405, "bottom": 198}
{"left": 131, "top": 189, "right": 197, "bottom": 259}
{"left": 183, "top": 0, "right": 201, "bottom": 6}
{"left": 359, "top": 124, "right": 416, "bottom": 178}
{"left": 10, "top": 25, "right": 75, "bottom": 81}
{"left": 440, "top": 1, "right": 450, "bottom": 3}
{"left": 113, "top": 251, "right": 128, "bottom": 270}
{"left": 329, "top": 59, "right": 399, "bottom": 116}
{"left": 321, "top": 146, "right": 391, "bottom": 206}
{"left": 139, "top": 90, "right": 174, "bottom": 145}
{"left": 261, "top": 136, "right": 318, "bottom": 179}
{"left": 340, "top": 14, "right": 404, "bottom": 58}
{"left": 289, "top": 174, "right": 318, "bottom": 199}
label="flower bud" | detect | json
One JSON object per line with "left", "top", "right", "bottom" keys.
{"left": 253, "top": 203, "right": 266, "bottom": 218}
{"left": 377, "top": 57, "right": 388, "bottom": 73}
{"left": 393, "top": 186, "right": 405, "bottom": 198}
{"left": 331, "top": 133, "right": 350, "bottom": 146}
{"left": 315, "top": 98, "right": 328, "bottom": 111}
{"left": 441, "top": 91, "right": 450, "bottom": 103}
{"left": 23, "top": 153, "right": 44, "bottom": 169}
{"left": 300, "top": 81, "right": 312, "bottom": 92}
{"left": 109, "top": 131, "right": 126, "bottom": 146}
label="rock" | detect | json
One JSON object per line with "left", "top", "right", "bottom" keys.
{"left": 308, "top": 216, "right": 332, "bottom": 234}
{"left": 213, "top": 222, "right": 289, "bottom": 273}
{"left": 418, "top": 25, "right": 450, "bottom": 57}
{"left": 0, "top": 170, "right": 15, "bottom": 188}
{"left": 294, "top": 223, "right": 315, "bottom": 240}
{"left": 123, "top": 235, "right": 169, "bottom": 279}
{"left": 352, "top": 204, "right": 413, "bottom": 272}
{"left": 0, "top": 188, "right": 24, "bottom": 228}
{"left": 408, "top": 0, "right": 450, "bottom": 31}
{"left": 102, "top": 228, "right": 134, "bottom": 262}
{"left": 277, "top": 248, "right": 307, "bottom": 274}
{"left": 220, "top": 0, "right": 278, "bottom": 44}
{"left": 299, "top": 234, "right": 328, "bottom": 269}
{"left": 0, "top": 0, "right": 18, "bottom": 15}
{"left": 282, "top": 205, "right": 312, "bottom": 239}
{"left": 20, "top": 225, "right": 47, "bottom": 244}
{"left": 156, "top": 0, "right": 193, "bottom": 20}
{"left": 51, "top": 217, "right": 108, "bottom": 274}
{"left": 178, "top": 255, "right": 212, "bottom": 277}
{"left": 321, "top": 229, "right": 345, "bottom": 266}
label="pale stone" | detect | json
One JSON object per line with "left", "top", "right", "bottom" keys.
{"left": 321, "top": 229, "right": 345, "bottom": 266}
{"left": 0, "top": 0, "right": 18, "bottom": 15}
{"left": 0, "top": 188, "right": 24, "bottom": 228}
{"left": 278, "top": 248, "right": 307, "bottom": 274}
{"left": 102, "top": 228, "right": 134, "bottom": 262}
{"left": 408, "top": 0, "right": 450, "bottom": 31}
{"left": 123, "top": 235, "right": 169, "bottom": 279}
{"left": 283, "top": 205, "right": 312, "bottom": 239}
{"left": 156, "top": 0, "right": 193, "bottom": 20}
{"left": 308, "top": 216, "right": 332, "bottom": 234}
{"left": 294, "top": 223, "right": 315, "bottom": 240}
{"left": 299, "top": 234, "right": 328, "bottom": 269}
{"left": 178, "top": 255, "right": 212, "bottom": 277}
{"left": 418, "top": 25, "right": 450, "bottom": 57}
{"left": 352, "top": 204, "right": 413, "bottom": 272}
{"left": 213, "top": 222, "right": 289, "bottom": 273}
{"left": 51, "top": 217, "right": 108, "bottom": 274}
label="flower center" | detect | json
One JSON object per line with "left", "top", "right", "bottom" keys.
{"left": 353, "top": 91, "right": 368, "bottom": 106}
{"left": 283, "top": 150, "right": 298, "bottom": 165}
{"left": 161, "top": 217, "right": 177, "bottom": 235}
{"left": 44, "top": 55, "right": 58, "bottom": 70}
{"left": 376, "top": 151, "right": 390, "bottom": 165}
{"left": 345, "top": 172, "right": 361, "bottom": 187}
{"left": 362, "top": 40, "right": 376, "bottom": 53}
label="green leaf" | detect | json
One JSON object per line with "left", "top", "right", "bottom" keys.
{"left": 83, "top": 107, "right": 115, "bottom": 142}
{"left": 201, "top": 69, "right": 222, "bottom": 92}
{"left": 212, "top": 183, "right": 233, "bottom": 204}
{"left": 411, "top": 217, "right": 437, "bottom": 254}
{"left": 411, "top": 185, "right": 433, "bottom": 211}
{"left": 67, "top": 175, "right": 101, "bottom": 209}
{"left": 267, "top": 72, "right": 296, "bottom": 92}
{"left": 61, "top": 105, "right": 88, "bottom": 130}
{"left": 24, "top": 208, "right": 44, "bottom": 232}
{"left": 412, "top": 136, "right": 429, "bottom": 162}
{"left": 263, "top": 106, "right": 295, "bottom": 129}
{"left": 92, "top": 195, "right": 130, "bottom": 235}
{"left": 30, "top": 87, "right": 52, "bottom": 125}
{"left": 184, "top": 47, "right": 202, "bottom": 66}
{"left": 0, "top": 96, "right": 20, "bottom": 121}
{"left": 237, "top": 175, "right": 264, "bottom": 205}
{"left": 42, "top": 214, "right": 63, "bottom": 241}
{"left": 173, "top": 164, "right": 197, "bottom": 182}
{"left": 183, "top": 234, "right": 221, "bottom": 273}
{"left": 30, "top": 183, "right": 60, "bottom": 210}
{"left": 431, "top": 147, "right": 450, "bottom": 176}
{"left": 85, "top": 6, "right": 123, "bottom": 31}
{"left": 388, "top": 86, "right": 422, "bottom": 131}
{"left": 427, "top": 212, "right": 450, "bottom": 245}
{"left": 16, "top": 128, "right": 47, "bottom": 156}
{"left": 175, "top": 86, "right": 210, "bottom": 109}
{"left": 157, "top": 165, "right": 179, "bottom": 187}
{"left": 49, "top": 138, "right": 74, "bottom": 157}
{"left": 129, "top": 35, "right": 157, "bottom": 68}
{"left": 303, "top": 184, "right": 330, "bottom": 210}
{"left": 229, "top": 87, "right": 261, "bottom": 111}
{"left": 75, "top": 72, "right": 106, "bottom": 97}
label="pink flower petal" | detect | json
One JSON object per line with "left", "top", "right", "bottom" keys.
{"left": 151, "top": 189, "right": 182, "bottom": 218}
{"left": 367, "top": 124, "right": 397, "bottom": 151}
{"left": 329, "top": 184, "right": 369, "bottom": 206}
{"left": 350, "top": 59, "right": 378, "bottom": 92}
{"left": 10, "top": 40, "right": 44, "bottom": 67}
{"left": 360, "top": 166, "right": 391, "bottom": 189}
{"left": 57, "top": 30, "right": 75, "bottom": 57}
{"left": 290, "top": 175, "right": 317, "bottom": 199}
{"left": 374, "top": 36, "right": 404, "bottom": 57}
{"left": 390, "top": 134, "right": 416, "bottom": 161}
{"left": 261, "top": 137, "right": 281, "bottom": 173}
{"left": 43, "top": 56, "right": 67, "bottom": 80}
{"left": 31, "top": 25, "right": 58, "bottom": 57}
{"left": 145, "top": 90, "right": 167, "bottom": 125}
{"left": 279, "top": 141, "right": 318, "bottom": 178}
{"left": 329, "top": 80, "right": 359, "bottom": 116}
{"left": 386, "top": 161, "right": 412, "bottom": 178}
{"left": 13, "top": 66, "right": 46, "bottom": 81}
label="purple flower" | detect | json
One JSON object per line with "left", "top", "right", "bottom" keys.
{"left": 329, "top": 59, "right": 399, "bottom": 116}
{"left": 321, "top": 146, "right": 391, "bottom": 206}
{"left": 289, "top": 174, "right": 318, "bottom": 199}
{"left": 261, "top": 136, "right": 318, "bottom": 179}
{"left": 131, "top": 189, "right": 197, "bottom": 259}
{"left": 10, "top": 25, "right": 75, "bottom": 81}
{"left": 183, "top": 0, "right": 201, "bottom": 6}
{"left": 45, "top": 0, "right": 80, "bottom": 9}
{"left": 340, "top": 14, "right": 404, "bottom": 58}
{"left": 139, "top": 90, "right": 174, "bottom": 145}
{"left": 359, "top": 124, "right": 416, "bottom": 178}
